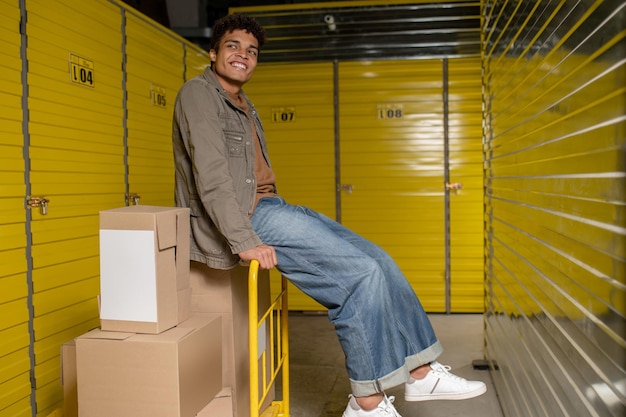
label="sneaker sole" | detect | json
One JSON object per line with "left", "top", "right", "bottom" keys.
{"left": 404, "top": 384, "right": 487, "bottom": 402}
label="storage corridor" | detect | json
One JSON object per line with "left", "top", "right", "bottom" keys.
{"left": 286, "top": 313, "right": 503, "bottom": 417}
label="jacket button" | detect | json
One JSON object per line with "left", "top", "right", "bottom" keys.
{"left": 245, "top": 179, "right": 252, "bottom": 184}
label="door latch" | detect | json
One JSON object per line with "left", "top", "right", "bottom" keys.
{"left": 125, "top": 193, "right": 141, "bottom": 205}
{"left": 27, "top": 196, "right": 50, "bottom": 215}
{"left": 338, "top": 184, "right": 354, "bottom": 194}
{"left": 445, "top": 182, "right": 463, "bottom": 194}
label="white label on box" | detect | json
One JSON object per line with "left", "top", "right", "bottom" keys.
{"left": 99, "top": 229, "right": 158, "bottom": 322}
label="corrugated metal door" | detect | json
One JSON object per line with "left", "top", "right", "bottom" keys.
{"left": 0, "top": 2, "right": 31, "bottom": 416}
{"left": 184, "top": 46, "right": 211, "bottom": 82}
{"left": 483, "top": 1, "right": 625, "bottom": 416}
{"left": 247, "top": 59, "right": 484, "bottom": 312}
{"left": 338, "top": 60, "right": 447, "bottom": 312}
{"left": 448, "top": 57, "right": 484, "bottom": 312}
{"left": 339, "top": 59, "right": 483, "bottom": 313}
{"left": 125, "top": 13, "right": 183, "bottom": 206}
{"left": 245, "top": 62, "right": 336, "bottom": 310}
{"left": 26, "top": 0, "right": 123, "bottom": 414}
{"left": 0, "top": 1, "right": 212, "bottom": 415}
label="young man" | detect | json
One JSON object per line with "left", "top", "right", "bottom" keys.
{"left": 172, "top": 13, "right": 486, "bottom": 417}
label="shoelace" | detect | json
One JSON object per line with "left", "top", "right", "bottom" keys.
{"left": 377, "top": 395, "right": 402, "bottom": 417}
{"left": 430, "top": 361, "right": 466, "bottom": 382}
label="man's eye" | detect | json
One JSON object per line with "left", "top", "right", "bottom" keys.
{"left": 248, "top": 50, "right": 257, "bottom": 56}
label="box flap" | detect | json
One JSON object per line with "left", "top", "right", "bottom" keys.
{"left": 155, "top": 210, "right": 178, "bottom": 250}
{"left": 100, "top": 206, "right": 157, "bottom": 231}
{"left": 100, "top": 206, "right": 189, "bottom": 234}
{"left": 77, "top": 328, "right": 135, "bottom": 341}
{"left": 130, "top": 326, "right": 194, "bottom": 343}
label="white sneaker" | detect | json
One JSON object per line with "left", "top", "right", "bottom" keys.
{"left": 405, "top": 361, "right": 487, "bottom": 401}
{"left": 342, "top": 394, "right": 402, "bottom": 417}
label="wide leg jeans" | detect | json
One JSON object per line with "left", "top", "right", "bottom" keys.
{"left": 251, "top": 197, "right": 443, "bottom": 396}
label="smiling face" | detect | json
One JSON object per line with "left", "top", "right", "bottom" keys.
{"left": 210, "top": 29, "right": 259, "bottom": 94}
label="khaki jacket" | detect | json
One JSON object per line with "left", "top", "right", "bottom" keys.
{"left": 172, "top": 68, "right": 269, "bottom": 269}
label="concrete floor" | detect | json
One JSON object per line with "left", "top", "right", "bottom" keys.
{"left": 285, "top": 313, "right": 504, "bottom": 417}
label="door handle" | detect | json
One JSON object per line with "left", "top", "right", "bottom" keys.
{"left": 125, "top": 193, "right": 141, "bottom": 205}
{"left": 338, "top": 184, "right": 354, "bottom": 194}
{"left": 445, "top": 182, "right": 463, "bottom": 194}
{"left": 27, "top": 196, "right": 50, "bottom": 215}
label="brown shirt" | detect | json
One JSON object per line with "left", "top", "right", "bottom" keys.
{"left": 229, "top": 92, "right": 277, "bottom": 210}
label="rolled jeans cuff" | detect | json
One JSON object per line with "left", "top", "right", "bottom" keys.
{"left": 349, "top": 340, "right": 444, "bottom": 397}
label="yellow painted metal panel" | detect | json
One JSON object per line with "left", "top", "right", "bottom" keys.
{"left": 30, "top": 236, "right": 98, "bottom": 269}
{"left": 0, "top": 299, "right": 29, "bottom": 333}
{"left": 26, "top": 1, "right": 124, "bottom": 414}
{"left": 0, "top": 0, "right": 30, "bottom": 415}
{"left": 0, "top": 248, "right": 27, "bottom": 280}
{"left": 33, "top": 298, "right": 100, "bottom": 341}
{"left": 1, "top": 222, "right": 27, "bottom": 254}
{"left": 0, "top": 323, "right": 29, "bottom": 359}
{"left": 184, "top": 46, "right": 212, "bottom": 81}
{"left": 33, "top": 356, "right": 62, "bottom": 394}
{"left": 35, "top": 382, "right": 63, "bottom": 417}
{"left": 483, "top": 1, "right": 625, "bottom": 416}
{"left": 0, "top": 349, "right": 30, "bottom": 388}
{"left": 339, "top": 60, "right": 446, "bottom": 312}
{"left": 245, "top": 62, "right": 336, "bottom": 310}
{"left": 125, "top": 13, "right": 184, "bottom": 206}
{"left": 0, "top": 274, "right": 27, "bottom": 306}
{"left": 2, "top": 0, "right": 204, "bottom": 415}
{"left": 0, "top": 123, "right": 22, "bottom": 146}
{"left": 33, "top": 318, "right": 98, "bottom": 366}
{"left": 30, "top": 173, "right": 125, "bottom": 197}
{"left": 448, "top": 57, "right": 484, "bottom": 312}
{"left": 0, "top": 374, "right": 31, "bottom": 415}
{"left": 33, "top": 277, "right": 99, "bottom": 316}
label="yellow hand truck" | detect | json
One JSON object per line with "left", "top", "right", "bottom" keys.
{"left": 248, "top": 260, "right": 290, "bottom": 417}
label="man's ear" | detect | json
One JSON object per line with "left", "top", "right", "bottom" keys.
{"left": 209, "top": 49, "right": 216, "bottom": 62}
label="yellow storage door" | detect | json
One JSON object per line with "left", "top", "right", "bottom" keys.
{"left": 339, "top": 60, "right": 446, "bottom": 312}
{"left": 26, "top": 0, "right": 123, "bottom": 414}
{"left": 245, "top": 62, "right": 336, "bottom": 310}
{"left": 125, "top": 12, "right": 184, "bottom": 206}
{"left": 0, "top": 2, "right": 31, "bottom": 417}
{"left": 448, "top": 57, "right": 484, "bottom": 312}
{"left": 184, "top": 45, "right": 211, "bottom": 82}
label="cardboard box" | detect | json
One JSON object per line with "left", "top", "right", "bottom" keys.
{"left": 178, "top": 287, "right": 192, "bottom": 323}
{"left": 61, "top": 341, "right": 78, "bottom": 417}
{"left": 99, "top": 205, "right": 190, "bottom": 333}
{"left": 196, "top": 388, "right": 233, "bottom": 417}
{"left": 190, "top": 262, "right": 274, "bottom": 417}
{"left": 76, "top": 313, "right": 221, "bottom": 417}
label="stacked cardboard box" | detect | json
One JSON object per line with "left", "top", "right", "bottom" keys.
{"left": 61, "top": 205, "right": 274, "bottom": 417}
{"left": 189, "top": 261, "right": 275, "bottom": 417}
{"left": 98, "top": 205, "right": 192, "bottom": 332}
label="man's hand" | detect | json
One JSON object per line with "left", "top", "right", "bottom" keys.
{"left": 238, "top": 244, "right": 278, "bottom": 270}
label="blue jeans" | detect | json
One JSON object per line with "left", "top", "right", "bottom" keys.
{"left": 251, "top": 197, "right": 443, "bottom": 396}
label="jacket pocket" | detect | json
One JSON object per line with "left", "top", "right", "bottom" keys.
{"left": 224, "top": 131, "right": 244, "bottom": 157}
{"left": 221, "top": 114, "right": 246, "bottom": 158}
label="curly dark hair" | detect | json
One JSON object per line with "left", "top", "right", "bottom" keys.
{"left": 210, "top": 14, "right": 266, "bottom": 52}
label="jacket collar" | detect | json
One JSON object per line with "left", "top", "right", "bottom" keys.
{"left": 200, "top": 66, "right": 253, "bottom": 110}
